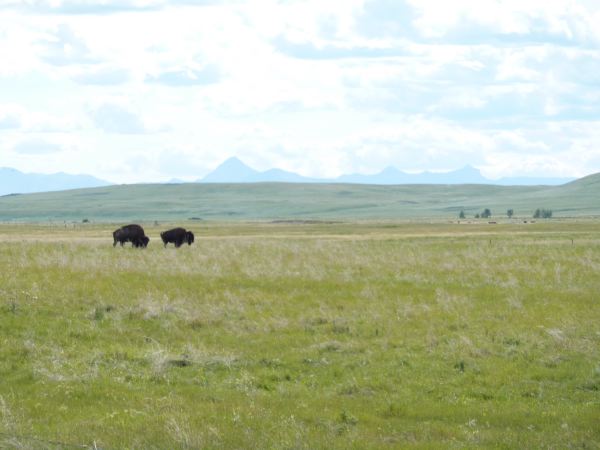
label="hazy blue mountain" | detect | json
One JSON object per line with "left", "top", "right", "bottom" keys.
{"left": 200, "top": 157, "right": 320, "bottom": 183}
{"left": 248, "top": 168, "right": 312, "bottom": 182}
{"left": 200, "top": 157, "right": 260, "bottom": 182}
{"left": 200, "top": 158, "right": 573, "bottom": 185}
{"left": 337, "top": 166, "right": 409, "bottom": 184}
{"left": 0, "top": 167, "right": 111, "bottom": 196}
{"left": 337, "top": 165, "right": 490, "bottom": 184}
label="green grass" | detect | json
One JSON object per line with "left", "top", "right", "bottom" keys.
{"left": 0, "top": 221, "right": 599, "bottom": 449}
{"left": 0, "top": 172, "right": 599, "bottom": 222}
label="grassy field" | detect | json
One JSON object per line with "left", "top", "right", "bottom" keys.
{"left": 0, "top": 171, "right": 599, "bottom": 222}
{"left": 0, "top": 221, "right": 599, "bottom": 449}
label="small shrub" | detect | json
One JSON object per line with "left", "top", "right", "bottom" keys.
{"left": 383, "top": 403, "right": 406, "bottom": 418}
{"left": 92, "top": 305, "right": 114, "bottom": 321}
{"left": 339, "top": 410, "right": 358, "bottom": 426}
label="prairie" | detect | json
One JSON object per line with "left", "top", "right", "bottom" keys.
{"left": 0, "top": 221, "right": 598, "bottom": 449}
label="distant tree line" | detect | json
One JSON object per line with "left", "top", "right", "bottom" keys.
{"left": 533, "top": 208, "right": 553, "bottom": 219}
{"left": 458, "top": 208, "right": 553, "bottom": 219}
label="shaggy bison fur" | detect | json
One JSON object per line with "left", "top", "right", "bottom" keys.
{"left": 113, "top": 224, "right": 149, "bottom": 248}
{"left": 133, "top": 235, "right": 150, "bottom": 248}
{"left": 160, "top": 227, "right": 195, "bottom": 248}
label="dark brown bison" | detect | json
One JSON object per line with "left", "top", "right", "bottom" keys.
{"left": 161, "top": 227, "right": 194, "bottom": 248}
{"left": 113, "top": 224, "right": 149, "bottom": 248}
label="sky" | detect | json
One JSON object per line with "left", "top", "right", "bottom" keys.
{"left": 0, "top": 0, "right": 599, "bottom": 183}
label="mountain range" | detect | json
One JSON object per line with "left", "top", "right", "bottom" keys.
{"left": 0, "top": 167, "right": 111, "bottom": 197}
{"left": 0, "top": 158, "right": 576, "bottom": 196}
{"left": 198, "top": 157, "right": 575, "bottom": 186}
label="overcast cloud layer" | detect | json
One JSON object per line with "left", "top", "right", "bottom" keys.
{"left": 0, "top": 0, "right": 599, "bottom": 183}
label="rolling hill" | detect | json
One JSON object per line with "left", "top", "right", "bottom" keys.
{"left": 0, "top": 173, "right": 598, "bottom": 222}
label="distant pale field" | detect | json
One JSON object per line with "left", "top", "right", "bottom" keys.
{"left": 0, "top": 221, "right": 598, "bottom": 449}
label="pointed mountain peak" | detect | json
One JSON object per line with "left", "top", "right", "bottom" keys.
{"left": 201, "top": 156, "right": 259, "bottom": 182}
{"left": 456, "top": 164, "right": 481, "bottom": 174}
{"left": 216, "top": 156, "right": 254, "bottom": 171}
{"left": 221, "top": 156, "right": 246, "bottom": 165}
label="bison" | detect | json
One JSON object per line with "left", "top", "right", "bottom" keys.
{"left": 113, "top": 224, "right": 149, "bottom": 248}
{"left": 160, "top": 227, "right": 194, "bottom": 248}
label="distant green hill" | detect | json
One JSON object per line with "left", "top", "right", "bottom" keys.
{"left": 0, "top": 174, "right": 598, "bottom": 222}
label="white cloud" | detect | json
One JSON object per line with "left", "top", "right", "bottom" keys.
{"left": 38, "top": 24, "right": 99, "bottom": 66}
{"left": 407, "top": 0, "right": 600, "bottom": 44}
{"left": 156, "top": 149, "right": 207, "bottom": 178}
{"left": 87, "top": 103, "right": 148, "bottom": 134}
{"left": 71, "top": 65, "right": 129, "bottom": 85}
{"left": 0, "top": 0, "right": 598, "bottom": 182}
{"left": 145, "top": 65, "right": 219, "bottom": 86}
{"left": 0, "top": 115, "right": 20, "bottom": 129}
{"left": 0, "top": 0, "right": 166, "bottom": 14}
{"left": 13, "top": 137, "right": 62, "bottom": 154}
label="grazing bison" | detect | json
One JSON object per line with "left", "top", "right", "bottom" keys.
{"left": 113, "top": 224, "right": 149, "bottom": 248}
{"left": 161, "top": 227, "right": 194, "bottom": 248}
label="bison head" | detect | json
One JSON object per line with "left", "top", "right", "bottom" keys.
{"left": 186, "top": 231, "right": 195, "bottom": 245}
